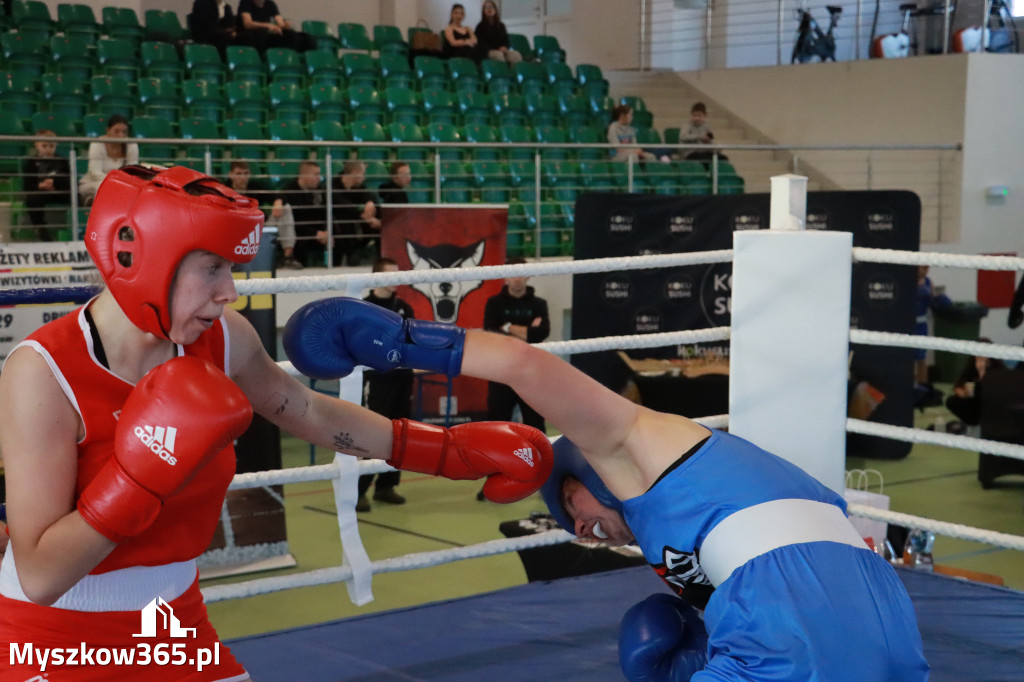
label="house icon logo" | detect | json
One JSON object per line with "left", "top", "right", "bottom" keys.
{"left": 133, "top": 597, "right": 196, "bottom": 639}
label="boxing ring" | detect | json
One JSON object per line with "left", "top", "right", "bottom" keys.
{"left": 5, "top": 181, "right": 1024, "bottom": 680}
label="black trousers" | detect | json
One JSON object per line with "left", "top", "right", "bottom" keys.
{"left": 487, "top": 382, "right": 545, "bottom": 431}
{"left": 359, "top": 372, "right": 413, "bottom": 496}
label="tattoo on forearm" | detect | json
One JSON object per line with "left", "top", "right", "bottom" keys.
{"left": 269, "top": 392, "right": 308, "bottom": 417}
{"left": 333, "top": 431, "right": 369, "bottom": 454}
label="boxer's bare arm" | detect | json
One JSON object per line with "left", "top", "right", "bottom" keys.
{"left": 460, "top": 331, "right": 708, "bottom": 499}
{"left": 226, "top": 310, "right": 393, "bottom": 460}
{"left": 0, "top": 347, "right": 116, "bottom": 605}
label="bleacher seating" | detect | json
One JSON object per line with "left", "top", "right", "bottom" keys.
{"left": 0, "top": 11, "right": 744, "bottom": 246}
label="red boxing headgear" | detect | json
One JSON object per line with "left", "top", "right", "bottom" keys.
{"left": 85, "top": 165, "right": 265, "bottom": 338}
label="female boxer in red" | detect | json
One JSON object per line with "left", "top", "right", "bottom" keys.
{"left": 0, "top": 166, "right": 551, "bottom": 681}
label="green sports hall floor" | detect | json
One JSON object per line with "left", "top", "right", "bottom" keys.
{"left": 203, "top": 387, "right": 1024, "bottom": 641}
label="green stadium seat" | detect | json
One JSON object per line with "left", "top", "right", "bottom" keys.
{"left": 179, "top": 117, "right": 224, "bottom": 172}
{"left": 714, "top": 161, "right": 745, "bottom": 194}
{"left": 302, "top": 20, "right": 339, "bottom": 52}
{"left": 225, "top": 80, "right": 268, "bottom": 123}
{"left": 141, "top": 41, "right": 183, "bottom": 84}
{"left": 421, "top": 88, "right": 458, "bottom": 126}
{"left": 309, "top": 85, "right": 347, "bottom": 124}
{"left": 506, "top": 33, "right": 534, "bottom": 62}
{"left": 267, "top": 118, "right": 311, "bottom": 188}
{"left": 385, "top": 87, "right": 422, "bottom": 125}
{"left": 439, "top": 160, "right": 473, "bottom": 203}
{"left": 309, "top": 119, "right": 350, "bottom": 169}
{"left": 132, "top": 115, "right": 178, "bottom": 164}
{"left": 569, "top": 126, "right": 605, "bottom": 161}
{"left": 472, "top": 160, "right": 509, "bottom": 203}
{"left": 0, "top": 117, "right": 29, "bottom": 176}
{"left": 338, "top": 23, "right": 373, "bottom": 52}
{"left": 513, "top": 61, "right": 547, "bottom": 96}
{"left": 427, "top": 122, "right": 464, "bottom": 161}
{"left": 267, "top": 82, "right": 308, "bottom": 124}
{"left": 447, "top": 57, "right": 482, "bottom": 94}
{"left": 267, "top": 48, "right": 305, "bottom": 86}
{"left": 182, "top": 78, "right": 226, "bottom": 123}
{"left": 492, "top": 93, "right": 527, "bottom": 128}
{"left": 101, "top": 6, "right": 144, "bottom": 45}
{"left": 226, "top": 45, "right": 267, "bottom": 85}
{"left": 576, "top": 64, "right": 609, "bottom": 98}
{"left": 378, "top": 52, "right": 415, "bottom": 90}
{"left": 1, "top": 32, "right": 49, "bottom": 80}
{"left": 341, "top": 53, "right": 379, "bottom": 89}
{"left": 347, "top": 85, "right": 385, "bottom": 125}
{"left": 620, "top": 96, "right": 653, "bottom": 129}
{"left": 457, "top": 91, "right": 492, "bottom": 126}
{"left": 387, "top": 122, "right": 429, "bottom": 162}
{"left": 29, "top": 111, "right": 80, "bottom": 157}
{"left": 533, "top": 35, "right": 566, "bottom": 63}
{"left": 40, "top": 73, "right": 88, "bottom": 119}
{"left": 499, "top": 124, "right": 535, "bottom": 161}
{"left": 96, "top": 37, "right": 141, "bottom": 82}
{"left": 88, "top": 75, "right": 134, "bottom": 119}
{"left": 414, "top": 55, "right": 449, "bottom": 91}
{"left": 579, "top": 160, "right": 617, "bottom": 192}
{"left": 82, "top": 113, "right": 109, "bottom": 137}
{"left": 462, "top": 124, "right": 501, "bottom": 161}
{"left": 675, "top": 160, "right": 712, "bottom": 195}
{"left": 144, "top": 9, "right": 188, "bottom": 43}
{"left": 49, "top": 35, "right": 95, "bottom": 81}
{"left": 348, "top": 120, "right": 389, "bottom": 162}
{"left": 12, "top": 0, "right": 54, "bottom": 34}
{"left": 373, "top": 25, "right": 407, "bottom": 54}
{"left": 526, "top": 92, "right": 560, "bottom": 127}
{"left": 558, "top": 93, "right": 593, "bottom": 131}
{"left": 544, "top": 62, "right": 577, "bottom": 98}
{"left": 480, "top": 59, "right": 514, "bottom": 95}
{"left": 305, "top": 50, "right": 344, "bottom": 88}
{"left": 223, "top": 117, "right": 268, "bottom": 173}
{"left": 184, "top": 43, "right": 227, "bottom": 84}
{"left": 589, "top": 93, "right": 616, "bottom": 121}
{"left": 534, "top": 124, "right": 571, "bottom": 161}
{"left": 663, "top": 127, "right": 681, "bottom": 145}
{"left": 57, "top": 3, "right": 100, "bottom": 44}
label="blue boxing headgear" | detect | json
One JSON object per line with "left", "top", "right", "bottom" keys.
{"left": 539, "top": 436, "right": 624, "bottom": 534}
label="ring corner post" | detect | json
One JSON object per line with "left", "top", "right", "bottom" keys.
{"left": 728, "top": 175, "right": 852, "bottom": 493}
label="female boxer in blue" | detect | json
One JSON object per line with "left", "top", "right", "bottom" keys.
{"left": 284, "top": 297, "right": 930, "bottom": 682}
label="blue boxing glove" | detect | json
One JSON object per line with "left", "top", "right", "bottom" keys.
{"left": 619, "top": 593, "right": 709, "bottom": 682}
{"left": 283, "top": 297, "right": 466, "bottom": 380}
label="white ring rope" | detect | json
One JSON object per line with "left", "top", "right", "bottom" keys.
{"left": 204, "top": 247, "right": 1024, "bottom": 606}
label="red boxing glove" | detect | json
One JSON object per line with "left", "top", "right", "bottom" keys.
{"left": 389, "top": 420, "right": 553, "bottom": 503}
{"left": 77, "top": 357, "right": 253, "bottom": 543}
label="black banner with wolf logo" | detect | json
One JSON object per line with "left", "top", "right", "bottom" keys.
{"left": 573, "top": 191, "right": 921, "bottom": 460}
{"left": 381, "top": 205, "right": 508, "bottom": 423}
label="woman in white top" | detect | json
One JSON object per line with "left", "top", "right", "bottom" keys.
{"left": 78, "top": 115, "right": 140, "bottom": 205}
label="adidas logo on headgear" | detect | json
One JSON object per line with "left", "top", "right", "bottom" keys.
{"left": 134, "top": 425, "right": 178, "bottom": 465}
{"left": 513, "top": 447, "right": 535, "bottom": 467}
{"left": 234, "top": 228, "right": 261, "bottom": 256}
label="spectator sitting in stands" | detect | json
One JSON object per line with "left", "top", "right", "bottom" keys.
{"left": 377, "top": 162, "right": 411, "bottom": 206}
{"left": 21, "top": 129, "right": 71, "bottom": 242}
{"left": 273, "top": 160, "right": 327, "bottom": 268}
{"left": 678, "top": 101, "right": 728, "bottom": 167}
{"left": 236, "top": 0, "right": 315, "bottom": 53}
{"left": 944, "top": 338, "right": 1004, "bottom": 433}
{"left": 331, "top": 160, "right": 381, "bottom": 267}
{"left": 78, "top": 115, "right": 139, "bottom": 206}
{"left": 475, "top": 1, "right": 522, "bottom": 65}
{"left": 224, "top": 161, "right": 302, "bottom": 269}
{"left": 191, "top": 0, "right": 239, "bottom": 59}
{"left": 443, "top": 3, "right": 479, "bottom": 60}
{"left": 607, "top": 105, "right": 657, "bottom": 164}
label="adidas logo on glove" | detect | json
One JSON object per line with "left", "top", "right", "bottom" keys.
{"left": 234, "top": 229, "right": 261, "bottom": 256}
{"left": 134, "top": 425, "right": 178, "bottom": 465}
{"left": 513, "top": 447, "right": 535, "bottom": 467}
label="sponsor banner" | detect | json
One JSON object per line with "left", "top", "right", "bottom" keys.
{"left": 573, "top": 191, "right": 921, "bottom": 460}
{"left": 0, "top": 241, "right": 101, "bottom": 363}
{"left": 381, "top": 205, "right": 508, "bottom": 422}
